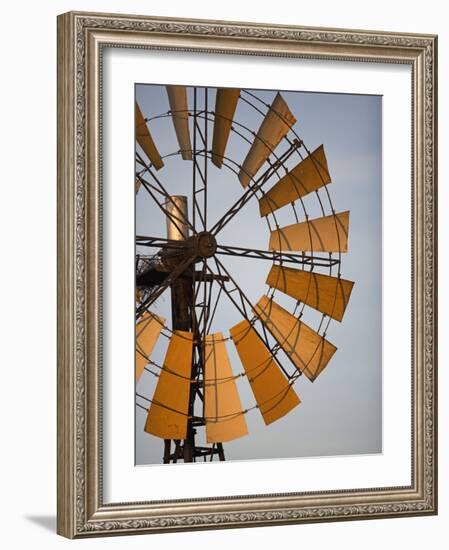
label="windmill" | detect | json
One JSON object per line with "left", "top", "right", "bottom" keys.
{"left": 135, "top": 85, "right": 354, "bottom": 464}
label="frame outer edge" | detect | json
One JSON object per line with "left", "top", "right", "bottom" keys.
{"left": 431, "top": 36, "right": 439, "bottom": 515}
{"left": 56, "top": 10, "right": 438, "bottom": 537}
{"left": 57, "top": 12, "right": 77, "bottom": 539}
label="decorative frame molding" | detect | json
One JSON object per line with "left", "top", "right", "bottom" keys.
{"left": 57, "top": 11, "right": 437, "bottom": 538}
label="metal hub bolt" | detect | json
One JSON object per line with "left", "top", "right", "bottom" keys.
{"left": 195, "top": 231, "right": 217, "bottom": 258}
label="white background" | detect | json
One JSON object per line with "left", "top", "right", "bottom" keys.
{"left": 104, "top": 50, "right": 410, "bottom": 501}
{"left": 0, "top": 0, "right": 445, "bottom": 548}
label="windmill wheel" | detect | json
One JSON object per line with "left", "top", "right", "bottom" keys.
{"left": 135, "top": 86, "right": 355, "bottom": 464}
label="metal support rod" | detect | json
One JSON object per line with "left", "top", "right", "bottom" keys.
{"left": 163, "top": 439, "right": 171, "bottom": 464}
{"left": 165, "top": 195, "right": 195, "bottom": 462}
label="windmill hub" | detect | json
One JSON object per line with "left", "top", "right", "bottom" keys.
{"left": 195, "top": 231, "right": 217, "bottom": 258}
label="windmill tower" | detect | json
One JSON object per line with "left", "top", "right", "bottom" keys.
{"left": 135, "top": 86, "right": 354, "bottom": 464}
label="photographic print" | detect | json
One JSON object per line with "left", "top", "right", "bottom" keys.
{"left": 135, "top": 84, "right": 382, "bottom": 465}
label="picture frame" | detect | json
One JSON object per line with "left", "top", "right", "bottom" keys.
{"left": 57, "top": 10, "right": 437, "bottom": 538}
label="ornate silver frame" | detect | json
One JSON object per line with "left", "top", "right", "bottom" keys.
{"left": 57, "top": 11, "right": 438, "bottom": 538}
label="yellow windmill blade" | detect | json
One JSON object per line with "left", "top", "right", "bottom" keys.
{"left": 144, "top": 331, "right": 194, "bottom": 440}
{"left": 259, "top": 144, "right": 331, "bottom": 216}
{"left": 135, "top": 310, "right": 166, "bottom": 381}
{"left": 230, "top": 319, "right": 300, "bottom": 425}
{"left": 238, "top": 93, "right": 296, "bottom": 187}
{"left": 269, "top": 211, "right": 350, "bottom": 253}
{"left": 211, "top": 88, "right": 240, "bottom": 168}
{"left": 166, "top": 85, "right": 192, "bottom": 160}
{"left": 254, "top": 296, "right": 337, "bottom": 381}
{"left": 135, "top": 101, "right": 164, "bottom": 171}
{"left": 266, "top": 265, "right": 354, "bottom": 322}
{"left": 204, "top": 333, "right": 248, "bottom": 443}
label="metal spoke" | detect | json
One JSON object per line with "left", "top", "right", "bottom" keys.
{"left": 210, "top": 258, "right": 292, "bottom": 379}
{"left": 209, "top": 141, "right": 301, "bottom": 236}
{"left": 216, "top": 244, "right": 340, "bottom": 269}
{"left": 136, "top": 235, "right": 186, "bottom": 250}
{"left": 205, "top": 282, "right": 224, "bottom": 335}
